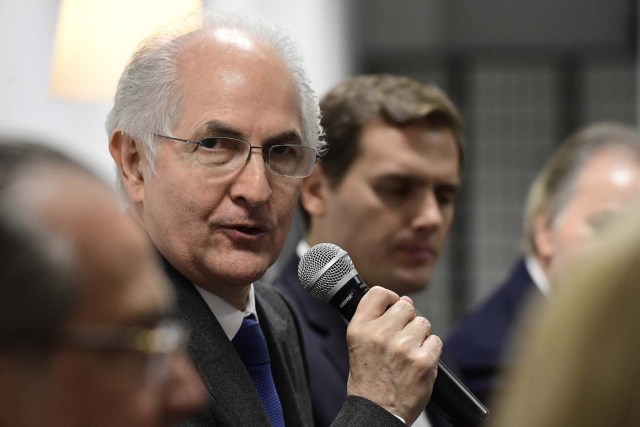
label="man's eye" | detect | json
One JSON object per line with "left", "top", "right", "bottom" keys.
{"left": 377, "top": 184, "right": 412, "bottom": 198}
{"left": 270, "top": 145, "right": 295, "bottom": 157}
{"left": 436, "top": 192, "right": 455, "bottom": 206}
{"left": 199, "top": 137, "right": 223, "bottom": 149}
{"left": 199, "top": 137, "right": 245, "bottom": 151}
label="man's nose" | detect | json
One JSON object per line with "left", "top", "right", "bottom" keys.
{"left": 412, "top": 191, "right": 444, "bottom": 230}
{"left": 230, "top": 149, "right": 272, "bottom": 206}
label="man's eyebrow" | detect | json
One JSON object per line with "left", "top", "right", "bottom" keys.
{"left": 375, "top": 173, "right": 461, "bottom": 189}
{"left": 199, "top": 121, "right": 303, "bottom": 145}
{"left": 201, "top": 121, "right": 244, "bottom": 139}
{"left": 264, "top": 130, "right": 303, "bottom": 146}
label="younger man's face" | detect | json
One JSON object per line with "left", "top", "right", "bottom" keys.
{"left": 305, "top": 117, "right": 460, "bottom": 295}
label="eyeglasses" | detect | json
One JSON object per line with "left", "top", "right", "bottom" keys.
{"left": 60, "top": 320, "right": 188, "bottom": 355}
{"left": 59, "top": 320, "right": 189, "bottom": 383}
{"left": 155, "top": 134, "right": 318, "bottom": 178}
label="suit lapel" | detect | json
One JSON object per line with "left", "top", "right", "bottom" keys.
{"left": 164, "top": 260, "right": 271, "bottom": 426}
{"left": 255, "top": 283, "right": 312, "bottom": 426}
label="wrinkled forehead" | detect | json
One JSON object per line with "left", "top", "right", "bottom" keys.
{"left": 171, "top": 27, "right": 302, "bottom": 139}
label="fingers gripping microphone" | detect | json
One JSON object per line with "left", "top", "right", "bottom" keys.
{"left": 298, "top": 243, "right": 490, "bottom": 427}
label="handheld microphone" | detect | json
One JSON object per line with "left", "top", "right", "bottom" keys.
{"left": 298, "top": 243, "right": 490, "bottom": 427}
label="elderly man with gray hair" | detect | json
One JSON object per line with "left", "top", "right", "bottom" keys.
{"left": 107, "top": 6, "right": 441, "bottom": 427}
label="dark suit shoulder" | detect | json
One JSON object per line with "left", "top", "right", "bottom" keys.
{"left": 442, "top": 258, "right": 538, "bottom": 408}
{"left": 446, "top": 259, "right": 534, "bottom": 357}
{"left": 255, "top": 279, "right": 295, "bottom": 318}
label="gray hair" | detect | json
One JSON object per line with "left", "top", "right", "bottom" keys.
{"left": 523, "top": 122, "right": 640, "bottom": 256}
{"left": 0, "top": 139, "right": 80, "bottom": 351}
{"left": 105, "top": 6, "right": 323, "bottom": 190}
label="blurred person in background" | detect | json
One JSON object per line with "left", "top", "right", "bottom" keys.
{"left": 492, "top": 201, "right": 640, "bottom": 427}
{"left": 270, "top": 74, "right": 465, "bottom": 427}
{"left": 0, "top": 138, "right": 205, "bottom": 427}
{"left": 107, "top": 8, "right": 442, "bottom": 427}
{"left": 443, "top": 122, "right": 640, "bottom": 412}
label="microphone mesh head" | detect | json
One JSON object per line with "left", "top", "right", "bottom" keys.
{"left": 298, "top": 243, "right": 355, "bottom": 300}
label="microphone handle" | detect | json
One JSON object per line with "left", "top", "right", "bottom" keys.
{"left": 327, "top": 275, "right": 490, "bottom": 427}
{"left": 431, "top": 360, "right": 489, "bottom": 426}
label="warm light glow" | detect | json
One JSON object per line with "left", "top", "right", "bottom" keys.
{"left": 612, "top": 167, "right": 634, "bottom": 187}
{"left": 213, "top": 28, "right": 256, "bottom": 52}
{"left": 50, "top": 0, "right": 202, "bottom": 102}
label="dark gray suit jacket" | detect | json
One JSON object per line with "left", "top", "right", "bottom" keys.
{"left": 162, "top": 258, "right": 405, "bottom": 427}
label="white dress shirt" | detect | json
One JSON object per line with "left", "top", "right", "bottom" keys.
{"left": 194, "top": 283, "right": 258, "bottom": 340}
{"left": 525, "top": 256, "right": 550, "bottom": 297}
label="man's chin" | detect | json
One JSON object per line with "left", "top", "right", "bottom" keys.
{"left": 215, "top": 252, "right": 275, "bottom": 283}
{"left": 390, "top": 272, "right": 432, "bottom": 295}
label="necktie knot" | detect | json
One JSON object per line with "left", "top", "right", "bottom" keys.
{"left": 233, "top": 317, "right": 271, "bottom": 366}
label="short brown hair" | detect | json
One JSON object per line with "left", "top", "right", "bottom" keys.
{"left": 301, "top": 74, "right": 464, "bottom": 229}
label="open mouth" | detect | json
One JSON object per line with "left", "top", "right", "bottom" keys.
{"left": 230, "top": 225, "right": 267, "bottom": 236}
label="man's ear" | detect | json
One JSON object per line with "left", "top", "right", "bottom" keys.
{"left": 534, "top": 212, "right": 556, "bottom": 264}
{"left": 301, "top": 166, "right": 330, "bottom": 218}
{"left": 109, "top": 130, "right": 146, "bottom": 203}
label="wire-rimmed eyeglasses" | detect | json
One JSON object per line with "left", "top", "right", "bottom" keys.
{"left": 59, "top": 320, "right": 189, "bottom": 384}
{"left": 155, "top": 134, "right": 318, "bottom": 178}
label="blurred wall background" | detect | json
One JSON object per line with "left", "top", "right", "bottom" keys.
{"left": 2, "top": 0, "right": 637, "bottom": 334}
{"left": 350, "top": 0, "right": 637, "bottom": 333}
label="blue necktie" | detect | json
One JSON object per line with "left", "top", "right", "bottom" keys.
{"left": 232, "top": 315, "right": 285, "bottom": 426}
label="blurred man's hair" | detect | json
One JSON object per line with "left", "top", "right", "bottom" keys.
{"left": 301, "top": 74, "right": 464, "bottom": 229}
{"left": 522, "top": 122, "right": 640, "bottom": 256}
{"left": 0, "top": 138, "right": 95, "bottom": 353}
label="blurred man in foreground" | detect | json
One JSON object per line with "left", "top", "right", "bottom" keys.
{"left": 0, "top": 138, "right": 205, "bottom": 427}
{"left": 493, "top": 202, "right": 640, "bottom": 427}
{"left": 107, "top": 8, "right": 441, "bottom": 426}
{"left": 271, "top": 74, "right": 464, "bottom": 427}
{"left": 444, "top": 123, "right": 640, "bottom": 409}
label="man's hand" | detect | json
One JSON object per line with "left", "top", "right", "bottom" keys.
{"left": 345, "top": 286, "right": 442, "bottom": 425}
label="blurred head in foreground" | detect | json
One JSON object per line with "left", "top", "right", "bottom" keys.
{"left": 495, "top": 201, "right": 640, "bottom": 427}
{"left": 0, "top": 138, "right": 204, "bottom": 427}
{"left": 523, "top": 122, "right": 640, "bottom": 286}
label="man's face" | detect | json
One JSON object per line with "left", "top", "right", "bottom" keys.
{"left": 14, "top": 168, "right": 205, "bottom": 427}
{"left": 304, "top": 117, "right": 460, "bottom": 295}
{"left": 133, "top": 31, "right": 303, "bottom": 305}
{"left": 536, "top": 148, "right": 640, "bottom": 283}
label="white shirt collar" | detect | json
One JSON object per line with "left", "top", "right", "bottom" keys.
{"left": 525, "top": 256, "right": 550, "bottom": 297}
{"left": 194, "top": 283, "right": 258, "bottom": 340}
